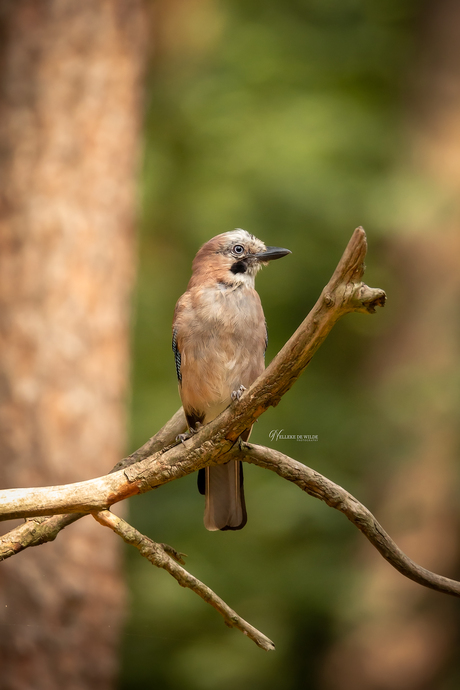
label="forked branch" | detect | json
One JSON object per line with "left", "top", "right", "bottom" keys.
{"left": 3, "top": 227, "right": 456, "bottom": 650}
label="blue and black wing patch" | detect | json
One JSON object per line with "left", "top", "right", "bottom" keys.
{"left": 172, "top": 328, "right": 182, "bottom": 382}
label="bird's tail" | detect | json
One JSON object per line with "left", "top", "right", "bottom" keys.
{"left": 202, "top": 460, "right": 247, "bottom": 531}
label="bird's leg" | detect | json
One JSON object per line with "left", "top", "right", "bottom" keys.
{"left": 231, "top": 384, "right": 246, "bottom": 402}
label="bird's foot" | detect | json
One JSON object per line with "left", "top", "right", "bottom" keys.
{"left": 231, "top": 384, "right": 246, "bottom": 402}
{"left": 176, "top": 422, "right": 202, "bottom": 444}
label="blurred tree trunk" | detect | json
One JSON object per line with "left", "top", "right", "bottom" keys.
{"left": 0, "top": 2, "right": 146, "bottom": 689}
{"left": 322, "top": 1, "right": 460, "bottom": 688}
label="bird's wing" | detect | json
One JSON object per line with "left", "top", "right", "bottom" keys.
{"left": 172, "top": 327, "right": 182, "bottom": 382}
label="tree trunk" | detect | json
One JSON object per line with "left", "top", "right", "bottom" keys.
{"left": 322, "top": 1, "right": 460, "bottom": 688}
{"left": 0, "top": 2, "right": 146, "bottom": 688}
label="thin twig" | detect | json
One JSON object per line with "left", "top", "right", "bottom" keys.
{"left": 237, "top": 442, "right": 460, "bottom": 598}
{"left": 93, "top": 509, "right": 275, "bottom": 651}
{"left": 111, "top": 406, "right": 187, "bottom": 472}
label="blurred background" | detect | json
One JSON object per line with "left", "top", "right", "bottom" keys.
{"left": 1, "top": 1, "right": 460, "bottom": 689}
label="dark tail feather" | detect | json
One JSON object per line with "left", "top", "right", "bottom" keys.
{"left": 203, "top": 460, "right": 247, "bottom": 531}
{"left": 197, "top": 468, "right": 206, "bottom": 495}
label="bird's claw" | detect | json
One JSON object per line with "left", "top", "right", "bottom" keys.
{"left": 231, "top": 384, "right": 246, "bottom": 402}
{"left": 176, "top": 433, "right": 191, "bottom": 444}
{"left": 176, "top": 423, "right": 202, "bottom": 444}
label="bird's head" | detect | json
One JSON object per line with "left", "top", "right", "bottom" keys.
{"left": 189, "top": 229, "right": 291, "bottom": 289}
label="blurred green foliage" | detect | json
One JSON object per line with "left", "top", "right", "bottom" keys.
{"left": 121, "top": 1, "right": 423, "bottom": 688}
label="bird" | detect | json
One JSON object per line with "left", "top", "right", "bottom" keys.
{"left": 172, "top": 229, "right": 291, "bottom": 531}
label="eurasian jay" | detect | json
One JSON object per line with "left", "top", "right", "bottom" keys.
{"left": 172, "top": 229, "right": 291, "bottom": 531}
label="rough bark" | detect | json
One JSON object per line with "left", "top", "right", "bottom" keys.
{"left": 0, "top": 2, "right": 146, "bottom": 688}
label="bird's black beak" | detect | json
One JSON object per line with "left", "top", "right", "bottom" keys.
{"left": 254, "top": 246, "right": 291, "bottom": 261}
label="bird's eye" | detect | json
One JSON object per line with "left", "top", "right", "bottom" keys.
{"left": 233, "top": 244, "right": 244, "bottom": 255}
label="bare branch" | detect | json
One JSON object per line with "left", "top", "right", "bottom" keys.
{"left": 112, "top": 406, "right": 187, "bottom": 472}
{"left": 238, "top": 443, "right": 460, "bottom": 598}
{"left": 0, "top": 514, "right": 80, "bottom": 562}
{"left": 0, "top": 411, "right": 187, "bottom": 560}
{"left": 93, "top": 510, "right": 275, "bottom": 651}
